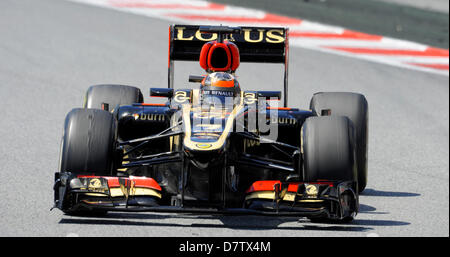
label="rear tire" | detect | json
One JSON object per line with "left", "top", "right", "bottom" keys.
{"left": 310, "top": 92, "right": 368, "bottom": 193}
{"left": 84, "top": 84, "right": 143, "bottom": 110}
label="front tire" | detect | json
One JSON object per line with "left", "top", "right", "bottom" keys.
{"left": 302, "top": 116, "right": 358, "bottom": 222}
{"left": 60, "top": 108, "right": 116, "bottom": 176}
{"left": 302, "top": 116, "right": 357, "bottom": 182}
{"left": 58, "top": 108, "right": 116, "bottom": 215}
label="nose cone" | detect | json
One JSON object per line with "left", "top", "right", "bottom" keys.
{"left": 183, "top": 130, "right": 227, "bottom": 152}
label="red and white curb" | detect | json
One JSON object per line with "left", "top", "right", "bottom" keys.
{"left": 69, "top": 0, "right": 449, "bottom": 76}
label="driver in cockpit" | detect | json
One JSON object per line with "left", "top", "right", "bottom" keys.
{"left": 199, "top": 72, "right": 241, "bottom": 109}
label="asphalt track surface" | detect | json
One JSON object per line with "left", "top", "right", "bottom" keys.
{"left": 0, "top": 0, "right": 448, "bottom": 237}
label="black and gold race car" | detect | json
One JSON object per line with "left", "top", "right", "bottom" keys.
{"left": 53, "top": 25, "right": 368, "bottom": 222}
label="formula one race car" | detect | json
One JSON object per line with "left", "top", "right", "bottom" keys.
{"left": 53, "top": 25, "right": 368, "bottom": 222}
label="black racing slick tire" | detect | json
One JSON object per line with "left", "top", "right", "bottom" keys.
{"left": 84, "top": 84, "right": 143, "bottom": 110}
{"left": 310, "top": 92, "right": 368, "bottom": 193}
{"left": 59, "top": 108, "right": 116, "bottom": 176}
{"left": 302, "top": 116, "right": 357, "bottom": 183}
{"left": 302, "top": 116, "right": 357, "bottom": 223}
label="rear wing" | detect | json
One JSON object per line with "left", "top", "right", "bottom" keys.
{"left": 168, "top": 25, "right": 290, "bottom": 107}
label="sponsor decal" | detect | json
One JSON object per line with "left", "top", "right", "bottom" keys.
{"left": 133, "top": 113, "right": 165, "bottom": 121}
{"left": 175, "top": 26, "right": 285, "bottom": 44}
{"left": 243, "top": 92, "right": 257, "bottom": 105}
{"left": 195, "top": 143, "right": 212, "bottom": 149}
{"left": 203, "top": 90, "right": 234, "bottom": 97}
{"left": 174, "top": 90, "right": 191, "bottom": 103}
{"left": 89, "top": 178, "right": 102, "bottom": 188}
{"left": 305, "top": 184, "right": 318, "bottom": 196}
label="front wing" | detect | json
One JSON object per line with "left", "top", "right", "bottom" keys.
{"left": 53, "top": 173, "right": 357, "bottom": 220}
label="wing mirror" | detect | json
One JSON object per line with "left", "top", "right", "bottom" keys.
{"left": 188, "top": 75, "right": 204, "bottom": 83}
{"left": 257, "top": 91, "right": 281, "bottom": 100}
{"left": 150, "top": 88, "right": 174, "bottom": 98}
